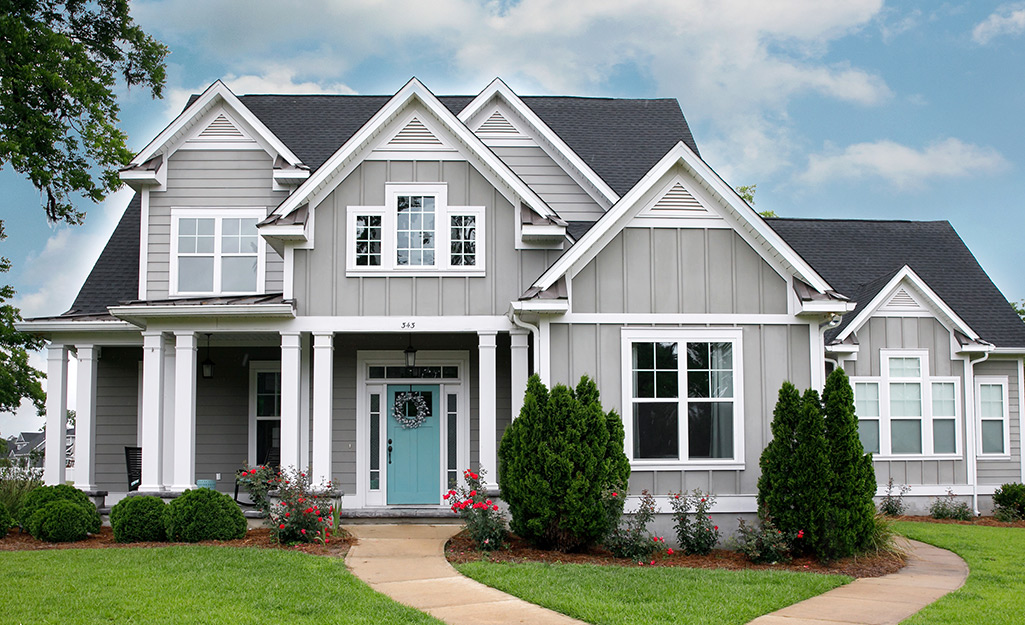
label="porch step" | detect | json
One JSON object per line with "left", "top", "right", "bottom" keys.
{"left": 341, "top": 508, "right": 463, "bottom": 525}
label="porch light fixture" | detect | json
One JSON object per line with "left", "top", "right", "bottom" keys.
{"left": 201, "top": 333, "right": 215, "bottom": 379}
{"left": 404, "top": 335, "right": 417, "bottom": 368}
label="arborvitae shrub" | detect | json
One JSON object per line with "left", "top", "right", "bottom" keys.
{"left": 28, "top": 500, "right": 92, "bottom": 542}
{"left": 822, "top": 368, "right": 877, "bottom": 558}
{"left": 164, "top": 488, "right": 246, "bottom": 542}
{"left": 110, "top": 496, "right": 168, "bottom": 543}
{"left": 790, "top": 389, "right": 832, "bottom": 558}
{"left": 18, "top": 484, "right": 100, "bottom": 534}
{"left": 758, "top": 382, "right": 802, "bottom": 533}
{"left": 498, "top": 374, "right": 630, "bottom": 552}
{"left": 0, "top": 501, "right": 11, "bottom": 536}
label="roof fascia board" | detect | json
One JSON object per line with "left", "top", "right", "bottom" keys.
{"left": 533, "top": 142, "right": 833, "bottom": 293}
{"left": 836, "top": 265, "right": 980, "bottom": 342}
{"left": 109, "top": 303, "right": 296, "bottom": 321}
{"left": 16, "top": 319, "right": 138, "bottom": 333}
{"left": 272, "top": 78, "right": 556, "bottom": 222}
{"left": 130, "top": 80, "right": 302, "bottom": 168}
{"left": 459, "top": 78, "right": 620, "bottom": 206}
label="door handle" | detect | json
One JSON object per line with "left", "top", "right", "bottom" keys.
{"left": 388, "top": 439, "right": 393, "bottom": 464}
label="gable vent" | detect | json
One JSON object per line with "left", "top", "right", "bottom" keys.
{"left": 882, "top": 287, "right": 922, "bottom": 312}
{"left": 653, "top": 182, "right": 703, "bottom": 211}
{"left": 199, "top": 114, "right": 244, "bottom": 138}
{"left": 477, "top": 110, "right": 519, "bottom": 134}
{"left": 388, "top": 117, "right": 442, "bottom": 145}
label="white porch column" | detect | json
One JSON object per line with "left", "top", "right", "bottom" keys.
{"left": 510, "top": 330, "right": 529, "bottom": 421}
{"left": 140, "top": 331, "right": 165, "bottom": 491}
{"left": 478, "top": 331, "right": 498, "bottom": 475}
{"left": 300, "top": 332, "right": 312, "bottom": 472}
{"left": 43, "top": 344, "right": 69, "bottom": 485}
{"left": 161, "top": 336, "right": 176, "bottom": 485}
{"left": 172, "top": 332, "right": 198, "bottom": 491}
{"left": 312, "top": 332, "right": 334, "bottom": 486}
{"left": 280, "top": 332, "right": 303, "bottom": 470}
{"left": 74, "top": 345, "right": 99, "bottom": 491}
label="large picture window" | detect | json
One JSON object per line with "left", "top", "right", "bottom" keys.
{"left": 171, "top": 209, "right": 266, "bottom": 296}
{"left": 346, "top": 184, "right": 484, "bottom": 275}
{"left": 623, "top": 328, "right": 743, "bottom": 467}
{"left": 851, "top": 351, "right": 961, "bottom": 458}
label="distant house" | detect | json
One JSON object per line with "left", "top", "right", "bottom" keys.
{"left": 18, "top": 78, "right": 1024, "bottom": 515}
{"left": 5, "top": 428, "right": 74, "bottom": 469}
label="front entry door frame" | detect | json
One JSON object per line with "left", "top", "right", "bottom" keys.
{"left": 356, "top": 350, "right": 469, "bottom": 508}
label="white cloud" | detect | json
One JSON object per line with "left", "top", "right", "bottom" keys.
{"left": 972, "top": 3, "right": 1025, "bottom": 44}
{"left": 798, "top": 138, "right": 1010, "bottom": 189}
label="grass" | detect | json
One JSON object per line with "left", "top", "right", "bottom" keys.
{"left": 455, "top": 560, "right": 850, "bottom": 625}
{"left": 893, "top": 521, "right": 1025, "bottom": 625}
{"left": 0, "top": 546, "right": 443, "bottom": 625}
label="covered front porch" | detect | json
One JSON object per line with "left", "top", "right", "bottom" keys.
{"left": 42, "top": 320, "right": 533, "bottom": 509}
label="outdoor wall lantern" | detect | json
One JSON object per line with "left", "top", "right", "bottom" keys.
{"left": 201, "top": 333, "right": 215, "bottom": 379}
{"left": 404, "top": 335, "right": 417, "bottom": 369}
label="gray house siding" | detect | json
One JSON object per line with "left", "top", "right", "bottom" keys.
{"left": 571, "top": 229, "right": 789, "bottom": 315}
{"left": 294, "top": 160, "right": 560, "bottom": 317}
{"left": 549, "top": 322, "right": 812, "bottom": 497}
{"left": 975, "top": 358, "right": 1022, "bottom": 484}
{"left": 146, "top": 149, "right": 288, "bottom": 299}
{"left": 93, "top": 347, "right": 141, "bottom": 491}
{"left": 490, "top": 145, "right": 605, "bottom": 221}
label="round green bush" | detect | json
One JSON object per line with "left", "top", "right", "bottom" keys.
{"left": 164, "top": 488, "right": 246, "bottom": 542}
{"left": 0, "top": 502, "right": 12, "bottom": 536}
{"left": 18, "top": 484, "right": 100, "bottom": 534}
{"left": 993, "top": 483, "right": 1025, "bottom": 520}
{"left": 110, "top": 496, "right": 167, "bottom": 543}
{"left": 27, "top": 500, "right": 92, "bottom": 542}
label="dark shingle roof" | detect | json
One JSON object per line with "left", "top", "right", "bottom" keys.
{"left": 767, "top": 218, "right": 1025, "bottom": 348}
{"left": 64, "top": 194, "right": 141, "bottom": 317}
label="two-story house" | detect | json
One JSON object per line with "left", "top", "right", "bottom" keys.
{"left": 21, "top": 78, "right": 1025, "bottom": 516}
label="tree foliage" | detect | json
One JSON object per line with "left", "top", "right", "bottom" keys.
{"left": 0, "top": 0, "right": 167, "bottom": 224}
{"left": 498, "top": 374, "right": 630, "bottom": 552}
{"left": 0, "top": 223, "right": 44, "bottom": 415}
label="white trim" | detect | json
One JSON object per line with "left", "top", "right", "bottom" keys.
{"left": 279, "top": 332, "right": 303, "bottom": 470}
{"left": 478, "top": 331, "right": 498, "bottom": 476}
{"left": 300, "top": 332, "right": 311, "bottom": 473}
{"left": 74, "top": 345, "right": 98, "bottom": 491}
{"left": 620, "top": 326, "right": 745, "bottom": 468}
{"left": 1019, "top": 358, "right": 1024, "bottom": 481}
{"left": 556, "top": 313, "right": 801, "bottom": 325}
{"left": 312, "top": 333, "right": 334, "bottom": 486}
{"left": 873, "top": 484, "right": 1004, "bottom": 497}
{"left": 43, "top": 345, "right": 69, "bottom": 485}
{"left": 975, "top": 375, "right": 1012, "bottom": 458}
{"left": 109, "top": 314, "right": 516, "bottom": 335}
{"left": 16, "top": 320, "right": 137, "bottom": 333}
{"left": 623, "top": 494, "right": 759, "bottom": 515}
{"left": 510, "top": 330, "right": 529, "bottom": 420}
{"left": 283, "top": 246, "right": 295, "bottom": 300}
{"left": 271, "top": 78, "right": 555, "bottom": 224}
{"left": 169, "top": 208, "right": 268, "bottom": 297}
{"left": 459, "top": 78, "right": 620, "bottom": 207}
{"left": 510, "top": 300, "right": 569, "bottom": 314}
{"left": 247, "top": 360, "right": 281, "bottom": 466}
{"left": 837, "top": 266, "right": 980, "bottom": 343}
{"left": 171, "top": 332, "right": 198, "bottom": 490}
{"left": 139, "top": 189, "right": 150, "bottom": 300}
{"left": 130, "top": 81, "right": 302, "bottom": 169}
{"left": 533, "top": 142, "right": 832, "bottom": 295}
{"left": 139, "top": 332, "right": 165, "bottom": 491}
{"left": 109, "top": 303, "right": 295, "bottom": 325}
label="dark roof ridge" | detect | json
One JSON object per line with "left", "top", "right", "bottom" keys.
{"left": 766, "top": 216, "right": 950, "bottom": 225}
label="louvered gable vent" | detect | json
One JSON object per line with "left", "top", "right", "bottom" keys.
{"left": 653, "top": 182, "right": 703, "bottom": 212}
{"left": 882, "top": 286, "right": 922, "bottom": 312}
{"left": 199, "top": 113, "right": 245, "bottom": 138}
{"left": 388, "top": 117, "right": 442, "bottom": 145}
{"left": 477, "top": 110, "right": 518, "bottom": 134}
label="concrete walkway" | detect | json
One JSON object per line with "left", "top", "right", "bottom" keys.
{"left": 344, "top": 525, "right": 968, "bottom": 625}
{"left": 749, "top": 539, "right": 968, "bottom": 625}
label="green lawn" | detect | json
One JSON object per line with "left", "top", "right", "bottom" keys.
{"left": 0, "top": 546, "right": 443, "bottom": 625}
{"left": 455, "top": 560, "right": 850, "bottom": 625}
{"left": 893, "top": 521, "right": 1025, "bottom": 625}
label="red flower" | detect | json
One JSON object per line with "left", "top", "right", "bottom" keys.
{"left": 301, "top": 529, "right": 306, "bottom": 535}
{"left": 797, "top": 530, "right": 804, "bottom": 539}
{"left": 318, "top": 517, "right": 323, "bottom": 522}
{"left": 667, "top": 548, "right": 674, "bottom": 555}
{"left": 714, "top": 526, "right": 718, "bottom": 531}
{"left": 285, "top": 512, "right": 290, "bottom": 517}
{"left": 469, "top": 490, "right": 477, "bottom": 497}
{"left": 492, "top": 505, "right": 498, "bottom": 511}
{"left": 649, "top": 560, "right": 655, "bottom": 565}
{"left": 279, "top": 524, "right": 285, "bottom": 529}
{"left": 612, "top": 492, "right": 618, "bottom": 497}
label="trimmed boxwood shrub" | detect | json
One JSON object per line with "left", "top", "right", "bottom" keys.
{"left": 27, "top": 500, "right": 93, "bottom": 542}
{"left": 110, "top": 496, "right": 167, "bottom": 542}
{"left": 18, "top": 484, "right": 100, "bottom": 534}
{"left": 164, "top": 488, "right": 246, "bottom": 542}
{"left": 0, "top": 501, "right": 12, "bottom": 536}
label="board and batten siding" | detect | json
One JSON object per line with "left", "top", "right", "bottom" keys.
{"left": 293, "top": 161, "right": 560, "bottom": 317}
{"left": 93, "top": 347, "right": 141, "bottom": 492}
{"left": 571, "top": 229, "right": 789, "bottom": 315}
{"left": 975, "top": 358, "right": 1022, "bottom": 484}
{"left": 548, "top": 322, "right": 812, "bottom": 497}
{"left": 146, "top": 149, "right": 287, "bottom": 299}
{"left": 193, "top": 347, "right": 256, "bottom": 486}
{"left": 843, "top": 316, "right": 969, "bottom": 486}
{"left": 489, "top": 145, "right": 605, "bottom": 221}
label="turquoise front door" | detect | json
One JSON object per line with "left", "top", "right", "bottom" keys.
{"left": 387, "top": 385, "right": 441, "bottom": 504}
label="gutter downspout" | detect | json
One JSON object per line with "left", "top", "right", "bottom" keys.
{"left": 966, "top": 350, "right": 991, "bottom": 516}
{"left": 507, "top": 307, "right": 540, "bottom": 381}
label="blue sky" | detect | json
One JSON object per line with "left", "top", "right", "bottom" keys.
{"left": 3, "top": 0, "right": 1025, "bottom": 433}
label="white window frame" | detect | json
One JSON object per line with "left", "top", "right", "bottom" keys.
{"left": 170, "top": 208, "right": 267, "bottom": 296}
{"left": 345, "top": 183, "right": 485, "bottom": 276}
{"left": 975, "top": 376, "right": 1011, "bottom": 458}
{"left": 851, "top": 349, "right": 962, "bottom": 459}
{"left": 620, "top": 327, "right": 745, "bottom": 470}
{"left": 248, "top": 361, "right": 281, "bottom": 466}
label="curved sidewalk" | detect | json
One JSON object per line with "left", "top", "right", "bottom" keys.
{"left": 344, "top": 525, "right": 968, "bottom": 625}
{"left": 749, "top": 539, "right": 968, "bottom": 625}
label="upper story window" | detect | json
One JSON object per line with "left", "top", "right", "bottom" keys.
{"left": 346, "top": 183, "right": 484, "bottom": 276}
{"left": 851, "top": 350, "right": 961, "bottom": 458}
{"left": 976, "top": 377, "right": 1010, "bottom": 457}
{"left": 622, "top": 328, "right": 744, "bottom": 468}
{"left": 171, "top": 208, "right": 266, "bottom": 296}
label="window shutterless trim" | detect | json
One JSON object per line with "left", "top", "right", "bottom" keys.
{"left": 170, "top": 207, "right": 267, "bottom": 297}
{"left": 975, "top": 375, "right": 1011, "bottom": 458}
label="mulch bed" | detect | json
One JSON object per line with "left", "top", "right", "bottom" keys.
{"left": 0, "top": 526, "right": 353, "bottom": 558}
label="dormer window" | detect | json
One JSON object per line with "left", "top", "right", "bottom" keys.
{"left": 346, "top": 183, "right": 483, "bottom": 275}
{"left": 171, "top": 208, "right": 266, "bottom": 296}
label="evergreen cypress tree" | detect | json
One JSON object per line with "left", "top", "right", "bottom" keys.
{"left": 758, "top": 382, "right": 802, "bottom": 530}
{"left": 790, "top": 388, "right": 833, "bottom": 558}
{"left": 498, "top": 374, "right": 629, "bottom": 551}
{"left": 822, "top": 368, "right": 878, "bottom": 557}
